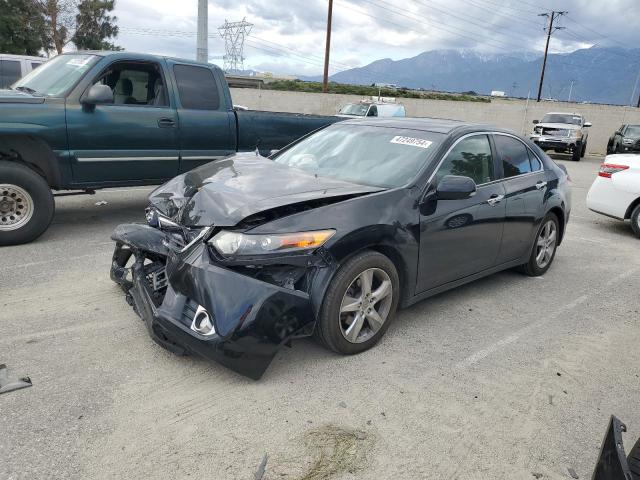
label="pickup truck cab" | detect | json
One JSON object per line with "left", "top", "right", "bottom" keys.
{"left": 0, "top": 51, "right": 339, "bottom": 245}
{"left": 0, "top": 54, "right": 45, "bottom": 88}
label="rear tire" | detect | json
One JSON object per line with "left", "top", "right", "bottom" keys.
{"left": 315, "top": 250, "right": 400, "bottom": 355}
{"left": 519, "top": 212, "right": 560, "bottom": 276}
{"left": 0, "top": 161, "right": 54, "bottom": 246}
{"left": 631, "top": 204, "right": 640, "bottom": 239}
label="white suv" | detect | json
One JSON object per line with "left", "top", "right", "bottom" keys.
{"left": 530, "top": 112, "right": 592, "bottom": 161}
{"left": 0, "top": 54, "right": 45, "bottom": 89}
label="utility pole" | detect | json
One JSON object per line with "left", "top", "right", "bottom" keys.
{"left": 196, "top": 0, "right": 208, "bottom": 63}
{"left": 536, "top": 10, "right": 566, "bottom": 102}
{"left": 322, "top": 0, "right": 334, "bottom": 93}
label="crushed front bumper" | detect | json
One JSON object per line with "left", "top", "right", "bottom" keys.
{"left": 111, "top": 224, "right": 316, "bottom": 380}
{"left": 530, "top": 135, "right": 580, "bottom": 152}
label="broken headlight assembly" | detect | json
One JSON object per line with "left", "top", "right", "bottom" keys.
{"left": 208, "top": 229, "right": 335, "bottom": 257}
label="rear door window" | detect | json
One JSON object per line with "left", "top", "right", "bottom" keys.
{"left": 495, "top": 135, "right": 533, "bottom": 178}
{"left": 0, "top": 60, "right": 22, "bottom": 88}
{"left": 173, "top": 65, "right": 220, "bottom": 110}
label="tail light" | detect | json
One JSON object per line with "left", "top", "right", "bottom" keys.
{"left": 598, "top": 163, "right": 629, "bottom": 178}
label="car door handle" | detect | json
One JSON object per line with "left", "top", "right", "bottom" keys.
{"left": 535, "top": 181, "right": 547, "bottom": 190}
{"left": 486, "top": 194, "right": 504, "bottom": 206}
{"left": 157, "top": 118, "right": 176, "bottom": 128}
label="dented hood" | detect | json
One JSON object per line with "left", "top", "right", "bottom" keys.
{"left": 149, "top": 153, "right": 383, "bottom": 227}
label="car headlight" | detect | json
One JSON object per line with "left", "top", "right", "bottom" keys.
{"left": 569, "top": 130, "right": 582, "bottom": 139}
{"left": 622, "top": 138, "right": 634, "bottom": 145}
{"left": 209, "top": 229, "right": 335, "bottom": 256}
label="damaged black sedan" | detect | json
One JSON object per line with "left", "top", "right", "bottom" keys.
{"left": 111, "top": 118, "right": 571, "bottom": 379}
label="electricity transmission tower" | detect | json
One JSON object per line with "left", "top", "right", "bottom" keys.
{"left": 536, "top": 10, "right": 566, "bottom": 102}
{"left": 218, "top": 18, "right": 253, "bottom": 72}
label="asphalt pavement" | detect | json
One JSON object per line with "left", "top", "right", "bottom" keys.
{"left": 1, "top": 155, "right": 639, "bottom": 480}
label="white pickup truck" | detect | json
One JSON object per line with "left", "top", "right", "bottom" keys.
{"left": 529, "top": 112, "right": 592, "bottom": 161}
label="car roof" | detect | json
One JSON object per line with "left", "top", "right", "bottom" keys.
{"left": 339, "top": 117, "right": 496, "bottom": 135}
{"left": 545, "top": 112, "right": 582, "bottom": 116}
{"left": 69, "top": 51, "right": 219, "bottom": 69}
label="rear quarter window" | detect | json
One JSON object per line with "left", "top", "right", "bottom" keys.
{"left": 173, "top": 64, "right": 220, "bottom": 110}
{"left": 0, "top": 59, "right": 22, "bottom": 88}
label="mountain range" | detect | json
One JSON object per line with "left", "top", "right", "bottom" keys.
{"left": 302, "top": 46, "right": 640, "bottom": 105}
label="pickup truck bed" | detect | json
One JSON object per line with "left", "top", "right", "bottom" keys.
{"left": 0, "top": 51, "right": 340, "bottom": 245}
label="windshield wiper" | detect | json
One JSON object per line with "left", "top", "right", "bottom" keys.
{"left": 14, "top": 86, "right": 39, "bottom": 95}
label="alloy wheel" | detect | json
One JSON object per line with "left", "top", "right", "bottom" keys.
{"left": 0, "top": 184, "right": 34, "bottom": 231}
{"left": 535, "top": 220, "right": 557, "bottom": 269}
{"left": 339, "top": 267, "right": 393, "bottom": 344}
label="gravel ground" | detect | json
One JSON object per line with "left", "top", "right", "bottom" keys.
{"left": 1, "top": 155, "right": 639, "bottom": 480}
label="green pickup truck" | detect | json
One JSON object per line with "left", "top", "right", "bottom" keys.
{"left": 0, "top": 51, "right": 339, "bottom": 245}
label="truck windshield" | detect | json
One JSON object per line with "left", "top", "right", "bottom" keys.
{"left": 273, "top": 124, "right": 443, "bottom": 188}
{"left": 624, "top": 125, "right": 640, "bottom": 136}
{"left": 12, "top": 54, "right": 98, "bottom": 97}
{"left": 339, "top": 103, "right": 369, "bottom": 116}
{"left": 541, "top": 114, "right": 582, "bottom": 125}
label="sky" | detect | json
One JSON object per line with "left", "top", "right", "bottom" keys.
{"left": 113, "top": 0, "right": 640, "bottom": 76}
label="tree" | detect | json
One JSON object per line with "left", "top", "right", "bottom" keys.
{"left": 0, "top": 0, "right": 48, "bottom": 55}
{"left": 72, "top": 0, "right": 121, "bottom": 51}
{"left": 36, "top": 0, "right": 78, "bottom": 54}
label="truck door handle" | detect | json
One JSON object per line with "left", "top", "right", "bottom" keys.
{"left": 535, "top": 181, "right": 547, "bottom": 190}
{"left": 157, "top": 118, "right": 176, "bottom": 128}
{"left": 486, "top": 194, "right": 504, "bottom": 206}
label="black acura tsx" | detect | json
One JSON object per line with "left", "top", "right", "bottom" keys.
{"left": 110, "top": 118, "right": 571, "bottom": 379}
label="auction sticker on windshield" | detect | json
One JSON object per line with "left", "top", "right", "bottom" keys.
{"left": 390, "top": 136, "right": 433, "bottom": 149}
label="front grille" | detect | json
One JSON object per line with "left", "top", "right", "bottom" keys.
{"left": 541, "top": 127, "right": 569, "bottom": 137}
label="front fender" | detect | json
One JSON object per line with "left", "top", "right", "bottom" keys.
{"left": 110, "top": 223, "right": 171, "bottom": 256}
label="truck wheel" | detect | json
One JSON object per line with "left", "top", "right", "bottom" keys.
{"left": 0, "top": 161, "right": 54, "bottom": 246}
{"left": 631, "top": 204, "right": 640, "bottom": 239}
{"left": 571, "top": 147, "right": 581, "bottom": 162}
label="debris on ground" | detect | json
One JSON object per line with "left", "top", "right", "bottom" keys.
{"left": 296, "top": 425, "right": 370, "bottom": 480}
{"left": 253, "top": 453, "right": 268, "bottom": 480}
{"left": 338, "top": 401, "right": 347, "bottom": 408}
{"left": 0, "top": 364, "right": 32, "bottom": 395}
{"left": 94, "top": 200, "right": 108, "bottom": 206}
{"left": 568, "top": 467, "right": 579, "bottom": 478}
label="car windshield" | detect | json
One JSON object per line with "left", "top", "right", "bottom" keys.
{"left": 541, "top": 114, "right": 582, "bottom": 125}
{"left": 273, "top": 124, "right": 444, "bottom": 188}
{"left": 625, "top": 125, "right": 640, "bottom": 136}
{"left": 339, "top": 103, "right": 370, "bottom": 116}
{"left": 12, "top": 54, "right": 98, "bottom": 96}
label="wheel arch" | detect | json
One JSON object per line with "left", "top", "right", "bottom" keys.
{"left": 547, "top": 205, "right": 566, "bottom": 244}
{"left": 0, "top": 135, "right": 61, "bottom": 189}
{"left": 624, "top": 196, "right": 640, "bottom": 220}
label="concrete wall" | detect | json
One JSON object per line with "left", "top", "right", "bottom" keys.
{"left": 231, "top": 88, "right": 640, "bottom": 155}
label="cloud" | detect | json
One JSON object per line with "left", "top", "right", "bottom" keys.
{"left": 112, "top": 0, "right": 640, "bottom": 76}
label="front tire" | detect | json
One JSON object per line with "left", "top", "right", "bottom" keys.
{"left": 571, "top": 146, "right": 581, "bottom": 161}
{"left": 519, "top": 212, "right": 560, "bottom": 276}
{"left": 0, "top": 161, "right": 54, "bottom": 246}
{"left": 630, "top": 204, "right": 640, "bottom": 239}
{"left": 315, "top": 250, "right": 400, "bottom": 355}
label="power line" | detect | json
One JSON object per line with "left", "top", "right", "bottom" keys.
{"left": 218, "top": 18, "right": 253, "bottom": 72}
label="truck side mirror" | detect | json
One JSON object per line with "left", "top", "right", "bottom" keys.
{"left": 82, "top": 84, "right": 114, "bottom": 105}
{"left": 532, "top": 119, "right": 539, "bottom": 124}
{"left": 584, "top": 122, "right": 592, "bottom": 127}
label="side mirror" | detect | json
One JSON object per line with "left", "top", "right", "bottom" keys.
{"left": 82, "top": 84, "right": 113, "bottom": 105}
{"left": 532, "top": 119, "right": 539, "bottom": 124}
{"left": 436, "top": 175, "right": 477, "bottom": 200}
{"left": 584, "top": 122, "right": 592, "bottom": 127}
